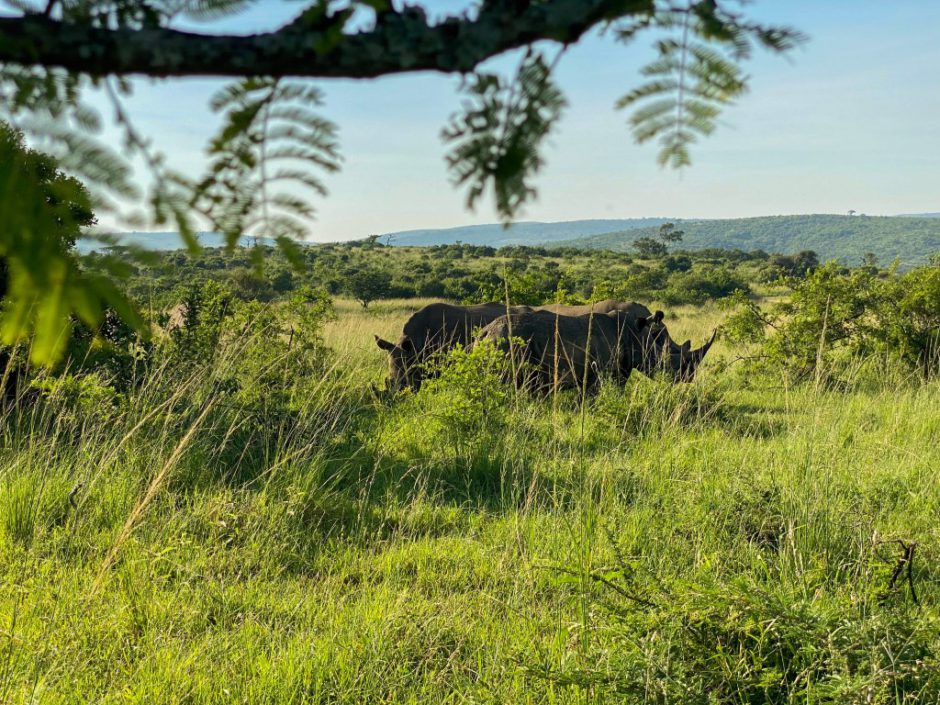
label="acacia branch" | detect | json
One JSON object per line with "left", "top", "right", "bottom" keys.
{"left": 0, "top": 0, "right": 654, "bottom": 79}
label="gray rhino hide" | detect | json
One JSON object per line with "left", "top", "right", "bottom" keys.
{"left": 475, "top": 310, "right": 649, "bottom": 393}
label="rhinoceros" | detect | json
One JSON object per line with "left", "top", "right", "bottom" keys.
{"left": 476, "top": 306, "right": 716, "bottom": 391}
{"left": 374, "top": 299, "right": 715, "bottom": 394}
{"left": 474, "top": 308, "right": 661, "bottom": 393}
{"left": 656, "top": 328, "right": 717, "bottom": 382}
{"left": 534, "top": 300, "right": 716, "bottom": 382}
{"left": 373, "top": 299, "right": 649, "bottom": 393}
{"left": 538, "top": 299, "right": 653, "bottom": 318}
{"left": 373, "top": 302, "right": 533, "bottom": 393}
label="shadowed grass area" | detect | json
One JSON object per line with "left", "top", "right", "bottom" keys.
{"left": 1, "top": 302, "right": 938, "bottom": 703}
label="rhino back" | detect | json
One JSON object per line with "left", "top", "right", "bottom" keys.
{"left": 402, "top": 302, "right": 525, "bottom": 354}
{"left": 538, "top": 300, "right": 652, "bottom": 318}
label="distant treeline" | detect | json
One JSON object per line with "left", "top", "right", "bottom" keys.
{"left": 82, "top": 240, "right": 832, "bottom": 310}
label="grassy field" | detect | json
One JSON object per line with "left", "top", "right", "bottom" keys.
{"left": 1, "top": 299, "right": 938, "bottom": 703}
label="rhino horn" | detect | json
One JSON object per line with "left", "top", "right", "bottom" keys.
{"left": 691, "top": 329, "right": 717, "bottom": 363}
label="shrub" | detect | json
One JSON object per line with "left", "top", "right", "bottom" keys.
{"left": 161, "top": 279, "right": 234, "bottom": 366}
{"left": 662, "top": 267, "right": 749, "bottom": 305}
{"left": 224, "top": 287, "right": 335, "bottom": 410}
{"left": 662, "top": 254, "right": 693, "bottom": 272}
{"left": 345, "top": 267, "right": 392, "bottom": 309}
{"left": 723, "top": 261, "right": 940, "bottom": 382}
{"left": 876, "top": 266, "right": 940, "bottom": 379}
{"left": 419, "top": 340, "right": 513, "bottom": 453}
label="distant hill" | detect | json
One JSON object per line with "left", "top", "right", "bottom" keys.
{"left": 554, "top": 214, "right": 940, "bottom": 266}
{"left": 77, "top": 231, "right": 275, "bottom": 254}
{"left": 382, "top": 219, "right": 671, "bottom": 247}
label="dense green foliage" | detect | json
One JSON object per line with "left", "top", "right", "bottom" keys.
{"left": 0, "top": 124, "right": 143, "bottom": 364}
{"left": 560, "top": 214, "right": 940, "bottom": 266}
{"left": 83, "top": 240, "right": 767, "bottom": 310}
{"left": 724, "top": 261, "right": 940, "bottom": 382}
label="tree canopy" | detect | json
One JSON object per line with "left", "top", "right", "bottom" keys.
{"left": 0, "top": 124, "right": 140, "bottom": 363}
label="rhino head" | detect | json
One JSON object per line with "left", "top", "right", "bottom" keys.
{"left": 634, "top": 311, "right": 716, "bottom": 382}
{"left": 374, "top": 334, "right": 421, "bottom": 393}
{"left": 667, "top": 329, "right": 717, "bottom": 382}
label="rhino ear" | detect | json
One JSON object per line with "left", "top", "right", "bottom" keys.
{"left": 375, "top": 335, "right": 396, "bottom": 352}
{"left": 653, "top": 310, "right": 665, "bottom": 323}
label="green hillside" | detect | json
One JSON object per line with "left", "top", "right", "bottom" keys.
{"left": 555, "top": 214, "right": 940, "bottom": 265}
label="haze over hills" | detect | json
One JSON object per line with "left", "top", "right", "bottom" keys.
{"left": 76, "top": 231, "right": 276, "bottom": 254}
{"left": 381, "top": 219, "right": 671, "bottom": 247}
{"left": 79, "top": 221, "right": 667, "bottom": 253}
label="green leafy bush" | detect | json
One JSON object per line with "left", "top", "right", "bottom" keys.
{"left": 419, "top": 340, "right": 514, "bottom": 453}
{"left": 160, "top": 279, "right": 234, "bottom": 366}
{"left": 662, "top": 266, "right": 749, "bottom": 305}
{"left": 724, "top": 262, "right": 940, "bottom": 382}
{"left": 877, "top": 266, "right": 940, "bottom": 379}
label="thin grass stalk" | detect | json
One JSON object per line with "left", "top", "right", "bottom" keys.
{"left": 90, "top": 398, "right": 216, "bottom": 595}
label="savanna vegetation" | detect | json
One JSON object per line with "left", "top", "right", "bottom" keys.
{"left": 82, "top": 237, "right": 774, "bottom": 311}
{"left": 1, "top": 2, "right": 938, "bottom": 702}
{"left": 3, "top": 221, "right": 940, "bottom": 701}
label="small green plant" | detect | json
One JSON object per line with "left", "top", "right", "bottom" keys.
{"left": 421, "top": 339, "right": 514, "bottom": 452}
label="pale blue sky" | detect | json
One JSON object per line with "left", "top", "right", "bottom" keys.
{"left": 90, "top": 0, "right": 940, "bottom": 240}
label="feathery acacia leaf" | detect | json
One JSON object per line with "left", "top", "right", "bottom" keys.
{"left": 442, "top": 51, "right": 566, "bottom": 223}
{"left": 618, "top": 3, "right": 802, "bottom": 169}
{"left": 192, "top": 77, "right": 341, "bottom": 248}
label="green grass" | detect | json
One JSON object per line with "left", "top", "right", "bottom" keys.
{"left": 1, "top": 304, "right": 938, "bottom": 703}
